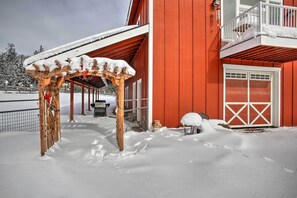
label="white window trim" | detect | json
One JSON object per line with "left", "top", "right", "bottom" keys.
{"left": 132, "top": 82, "right": 136, "bottom": 114}
{"left": 137, "top": 79, "right": 142, "bottom": 122}
{"left": 125, "top": 86, "right": 129, "bottom": 107}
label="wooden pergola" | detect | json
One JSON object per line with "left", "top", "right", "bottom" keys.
{"left": 25, "top": 55, "right": 135, "bottom": 156}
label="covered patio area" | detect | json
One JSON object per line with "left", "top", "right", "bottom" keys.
{"left": 23, "top": 25, "right": 148, "bottom": 156}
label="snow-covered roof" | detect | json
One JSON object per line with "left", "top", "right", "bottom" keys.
{"left": 25, "top": 55, "right": 136, "bottom": 77}
{"left": 23, "top": 25, "right": 140, "bottom": 66}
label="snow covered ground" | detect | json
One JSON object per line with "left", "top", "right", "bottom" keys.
{"left": 0, "top": 92, "right": 297, "bottom": 198}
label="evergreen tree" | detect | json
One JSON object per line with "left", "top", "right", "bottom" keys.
{"left": 3, "top": 43, "right": 18, "bottom": 86}
{"left": 0, "top": 43, "right": 43, "bottom": 89}
{"left": 0, "top": 53, "right": 5, "bottom": 85}
{"left": 33, "top": 45, "right": 44, "bottom": 55}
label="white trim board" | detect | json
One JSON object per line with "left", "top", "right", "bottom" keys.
{"left": 147, "top": 0, "right": 153, "bottom": 131}
{"left": 220, "top": 35, "right": 297, "bottom": 59}
{"left": 223, "top": 64, "right": 281, "bottom": 127}
{"left": 224, "top": 64, "right": 281, "bottom": 72}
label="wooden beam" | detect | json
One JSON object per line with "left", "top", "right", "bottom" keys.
{"left": 92, "top": 59, "right": 99, "bottom": 71}
{"left": 88, "top": 86, "right": 91, "bottom": 111}
{"left": 92, "top": 88, "right": 95, "bottom": 104}
{"left": 33, "top": 64, "right": 40, "bottom": 72}
{"left": 57, "top": 76, "right": 65, "bottom": 88}
{"left": 38, "top": 80, "right": 47, "bottom": 156}
{"left": 115, "top": 78, "right": 125, "bottom": 151}
{"left": 81, "top": 84, "right": 85, "bottom": 115}
{"left": 45, "top": 85, "right": 54, "bottom": 148}
{"left": 70, "top": 81, "right": 74, "bottom": 122}
{"left": 53, "top": 84, "right": 61, "bottom": 141}
{"left": 43, "top": 64, "right": 50, "bottom": 73}
{"left": 43, "top": 78, "right": 51, "bottom": 87}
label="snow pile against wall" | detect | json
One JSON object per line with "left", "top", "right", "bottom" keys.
{"left": 180, "top": 112, "right": 202, "bottom": 127}
{"left": 262, "top": 25, "right": 297, "bottom": 38}
{"left": 24, "top": 55, "right": 136, "bottom": 76}
{"left": 23, "top": 25, "right": 138, "bottom": 66}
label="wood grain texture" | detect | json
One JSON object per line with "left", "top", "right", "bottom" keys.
{"left": 164, "top": 0, "right": 179, "bottom": 127}
{"left": 179, "top": 0, "right": 193, "bottom": 124}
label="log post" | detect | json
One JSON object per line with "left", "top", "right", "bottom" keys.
{"left": 88, "top": 86, "right": 91, "bottom": 111}
{"left": 115, "top": 78, "right": 125, "bottom": 151}
{"left": 56, "top": 86, "right": 61, "bottom": 140}
{"left": 70, "top": 80, "right": 74, "bottom": 122}
{"left": 92, "top": 88, "right": 95, "bottom": 104}
{"left": 45, "top": 85, "right": 54, "bottom": 148}
{"left": 38, "top": 80, "right": 47, "bottom": 156}
{"left": 53, "top": 83, "right": 61, "bottom": 141}
{"left": 81, "top": 83, "right": 85, "bottom": 115}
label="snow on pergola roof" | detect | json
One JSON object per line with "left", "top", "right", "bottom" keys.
{"left": 25, "top": 54, "right": 135, "bottom": 154}
{"left": 25, "top": 55, "right": 136, "bottom": 80}
{"left": 23, "top": 25, "right": 141, "bottom": 66}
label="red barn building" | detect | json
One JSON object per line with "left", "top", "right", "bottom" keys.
{"left": 125, "top": 0, "right": 297, "bottom": 129}
{"left": 25, "top": 0, "right": 297, "bottom": 129}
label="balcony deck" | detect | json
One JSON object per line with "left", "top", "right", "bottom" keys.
{"left": 220, "top": 2, "right": 297, "bottom": 63}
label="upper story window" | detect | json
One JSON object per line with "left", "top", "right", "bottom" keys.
{"left": 221, "top": 0, "right": 282, "bottom": 25}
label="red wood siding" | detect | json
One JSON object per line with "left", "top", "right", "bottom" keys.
{"left": 126, "top": 0, "right": 148, "bottom": 128}
{"left": 164, "top": 0, "right": 179, "bottom": 127}
{"left": 179, "top": 0, "right": 193, "bottom": 122}
{"left": 153, "top": 0, "right": 222, "bottom": 127}
{"left": 126, "top": 38, "right": 148, "bottom": 109}
{"left": 152, "top": 0, "right": 165, "bottom": 125}
{"left": 193, "top": 0, "right": 206, "bottom": 115}
{"left": 131, "top": 0, "right": 148, "bottom": 25}
{"left": 144, "top": 0, "right": 297, "bottom": 127}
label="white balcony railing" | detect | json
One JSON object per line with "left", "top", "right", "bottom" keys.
{"left": 221, "top": 2, "right": 297, "bottom": 50}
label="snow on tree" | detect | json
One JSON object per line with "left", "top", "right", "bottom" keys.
{"left": 0, "top": 43, "right": 43, "bottom": 88}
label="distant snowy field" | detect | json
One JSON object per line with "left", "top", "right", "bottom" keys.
{"left": 0, "top": 91, "right": 297, "bottom": 198}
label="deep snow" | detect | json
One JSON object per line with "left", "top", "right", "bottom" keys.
{"left": 0, "top": 92, "right": 297, "bottom": 198}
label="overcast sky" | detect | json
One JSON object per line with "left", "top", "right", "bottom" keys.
{"left": 0, "top": 0, "right": 130, "bottom": 55}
